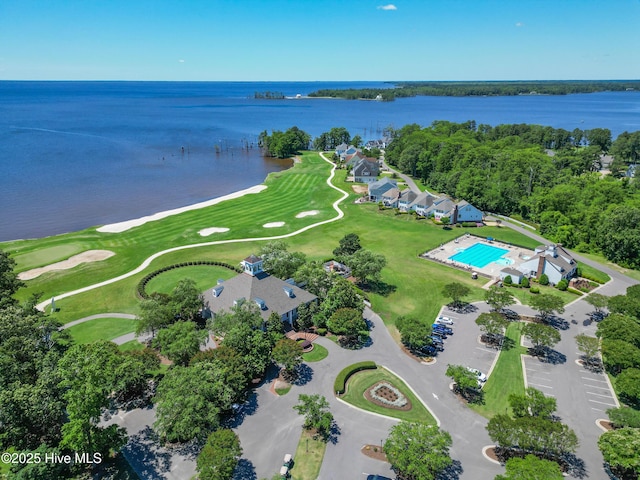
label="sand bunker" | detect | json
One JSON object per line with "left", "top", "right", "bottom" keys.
{"left": 18, "top": 250, "right": 115, "bottom": 280}
{"left": 198, "top": 227, "right": 230, "bottom": 237}
{"left": 263, "top": 222, "right": 285, "bottom": 228}
{"left": 295, "top": 210, "right": 319, "bottom": 218}
{"left": 97, "top": 185, "right": 268, "bottom": 233}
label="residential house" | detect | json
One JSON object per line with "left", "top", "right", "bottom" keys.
{"left": 381, "top": 187, "right": 400, "bottom": 207}
{"left": 203, "top": 255, "right": 317, "bottom": 325}
{"left": 344, "top": 151, "right": 366, "bottom": 168}
{"left": 398, "top": 189, "right": 418, "bottom": 211}
{"left": 335, "top": 143, "right": 349, "bottom": 158}
{"left": 352, "top": 158, "right": 379, "bottom": 183}
{"left": 499, "top": 268, "right": 524, "bottom": 284}
{"left": 517, "top": 244, "right": 577, "bottom": 285}
{"left": 408, "top": 191, "right": 437, "bottom": 216}
{"left": 426, "top": 197, "right": 456, "bottom": 221}
{"left": 453, "top": 201, "right": 484, "bottom": 223}
{"left": 368, "top": 177, "right": 398, "bottom": 201}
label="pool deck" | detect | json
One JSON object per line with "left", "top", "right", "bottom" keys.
{"left": 422, "top": 233, "right": 533, "bottom": 279}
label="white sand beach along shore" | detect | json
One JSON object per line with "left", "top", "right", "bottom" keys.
{"left": 18, "top": 250, "right": 115, "bottom": 280}
{"left": 97, "top": 185, "right": 268, "bottom": 233}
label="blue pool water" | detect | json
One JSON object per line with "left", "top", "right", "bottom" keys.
{"left": 449, "top": 243, "right": 510, "bottom": 268}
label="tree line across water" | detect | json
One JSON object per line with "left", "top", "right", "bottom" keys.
{"left": 308, "top": 80, "right": 640, "bottom": 101}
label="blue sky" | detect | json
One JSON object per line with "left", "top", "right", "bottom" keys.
{"left": 1, "top": 0, "right": 639, "bottom": 81}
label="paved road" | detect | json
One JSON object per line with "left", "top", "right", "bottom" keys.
{"left": 380, "top": 159, "right": 424, "bottom": 195}
{"left": 61, "top": 312, "right": 137, "bottom": 329}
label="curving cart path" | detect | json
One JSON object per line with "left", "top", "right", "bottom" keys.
{"left": 37, "top": 153, "right": 348, "bottom": 312}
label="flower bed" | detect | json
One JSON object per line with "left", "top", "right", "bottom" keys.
{"left": 365, "top": 381, "right": 412, "bottom": 411}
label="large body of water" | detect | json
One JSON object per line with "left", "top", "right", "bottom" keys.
{"left": 1, "top": 81, "right": 639, "bottom": 242}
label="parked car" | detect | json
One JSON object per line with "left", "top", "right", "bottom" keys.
{"left": 430, "top": 335, "right": 444, "bottom": 344}
{"left": 436, "top": 316, "right": 454, "bottom": 325}
{"left": 433, "top": 324, "right": 453, "bottom": 335}
{"left": 280, "top": 454, "right": 293, "bottom": 478}
{"left": 431, "top": 330, "right": 448, "bottom": 339}
{"left": 419, "top": 345, "right": 438, "bottom": 356}
{"left": 367, "top": 475, "right": 393, "bottom": 480}
{"left": 468, "top": 367, "right": 487, "bottom": 383}
{"left": 431, "top": 342, "right": 444, "bottom": 352}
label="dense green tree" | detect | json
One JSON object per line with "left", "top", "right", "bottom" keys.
{"left": 608, "top": 294, "right": 640, "bottom": 320}
{"left": 384, "top": 421, "right": 453, "bottom": 480}
{"left": 484, "top": 286, "right": 516, "bottom": 312}
{"left": 441, "top": 282, "right": 471, "bottom": 307}
{"left": 585, "top": 292, "right": 609, "bottom": 315}
{"left": 196, "top": 429, "right": 243, "bottom": 480}
{"left": 57, "top": 341, "right": 127, "bottom": 454}
{"left": 222, "top": 323, "right": 272, "bottom": 379}
{"left": 272, "top": 338, "right": 303, "bottom": 379}
{"left": 293, "top": 394, "right": 333, "bottom": 440}
{"left": 327, "top": 308, "right": 368, "bottom": 347}
{"left": 598, "top": 427, "right": 640, "bottom": 479}
{"left": 0, "top": 249, "right": 24, "bottom": 308}
{"left": 616, "top": 368, "right": 640, "bottom": 405}
{"left": 495, "top": 454, "right": 563, "bottom": 480}
{"left": 294, "top": 261, "right": 334, "bottom": 299}
{"left": 585, "top": 128, "right": 612, "bottom": 153}
{"left": 322, "top": 276, "right": 364, "bottom": 318}
{"left": 575, "top": 334, "right": 601, "bottom": 368}
{"left": 313, "top": 127, "right": 351, "bottom": 151}
{"left": 527, "top": 294, "right": 565, "bottom": 322}
{"left": 596, "top": 206, "right": 640, "bottom": 269}
{"left": 259, "top": 241, "right": 306, "bottom": 280}
{"left": 607, "top": 406, "right": 640, "bottom": 429}
{"left": 153, "top": 321, "right": 207, "bottom": 366}
{"left": 171, "top": 278, "right": 203, "bottom": 321}
{"left": 265, "top": 311, "right": 285, "bottom": 346}
{"left": 476, "top": 312, "right": 510, "bottom": 345}
{"left": 601, "top": 339, "right": 640, "bottom": 374}
{"left": 7, "top": 445, "right": 71, "bottom": 480}
{"left": 259, "top": 126, "right": 311, "bottom": 158}
{"left": 347, "top": 249, "right": 386, "bottom": 285}
{"left": 154, "top": 364, "right": 221, "bottom": 442}
{"left": 294, "top": 301, "right": 319, "bottom": 331}
{"left": 508, "top": 387, "right": 556, "bottom": 419}
{"left": 446, "top": 364, "right": 481, "bottom": 400}
{"left": 522, "top": 323, "right": 561, "bottom": 356}
{"left": 112, "top": 347, "right": 160, "bottom": 404}
{"left": 136, "top": 293, "right": 176, "bottom": 337}
{"left": 396, "top": 316, "right": 432, "bottom": 351}
{"left": 209, "top": 302, "right": 263, "bottom": 337}
{"left": 333, "top": 233, "right": 362, "bottom": 259}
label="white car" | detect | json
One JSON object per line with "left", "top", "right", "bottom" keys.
{"left": 436, "top": 316, "right": 454, "bottom": 325}
{"left": 468, "top": 367, "right": 487, "bottom": 383}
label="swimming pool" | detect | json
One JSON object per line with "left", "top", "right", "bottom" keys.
{"left": 449, "top": 243, "right": 509, "bottom": 268}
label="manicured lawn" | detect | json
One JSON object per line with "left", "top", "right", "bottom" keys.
{"left": 144, "top": 265, "right": 237, "bottom": 295}
{"left": 581, "top": 252, "right": 636, "bottom": 281}
{"left": 302, "top": 344, "right": 328, "bottom": 362}
{"left": 275, "top": 385, "right": 292, "bottom": 396}
{"left": 506, "top": 284, "right": 582, "bottom": 307}
{"left": 66, "top": 317, "right": 138, "bottom": 344}
{"left": 119, "top": 340, "right": 145, "bottom": 352}
{"left": 578, "top": 261, "right": 611, "bottom": 284}
{"left": 471, "top": 322, "right": 527, "bottom": 418}
{"left": 341, "top": 366, "right": 436, "bottom": 424}
{"left": 12, "top": 242, "right": 88, "bottom": 271}
{"left": 290, "top": 429, "right": 326, "bottom": 480}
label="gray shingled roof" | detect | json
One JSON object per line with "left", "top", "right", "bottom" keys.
{"left": 203, "top": 272, "right": 317, "bottom": 321}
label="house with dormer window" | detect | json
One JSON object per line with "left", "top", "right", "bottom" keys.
{"left": 203, "top": 255, "right": 317, "bottom": 325}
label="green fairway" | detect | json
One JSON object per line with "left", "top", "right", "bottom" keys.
{"left": 144, "top": 265, "right": 237, "bottom": 295}
{"left": 66, "top": 317, "right": 138, "bottom": 344}
{"left": 340, "top": 366, "right": 436, "bottom": 424}
{"left": 302, "top": 343, "right": 328, "bottom": 362}
{"left": 12, "top": 243, "right": 88, "bottom": 271}
{"left": 471, "top": 322, "right": 527, "bottom": 418}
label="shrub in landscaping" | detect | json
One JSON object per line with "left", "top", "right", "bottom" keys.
{"left": 316, "top": 328, "right": 327, "bottom": 336}
{"left": 520, "top": 277, "right": 530, "bottom": 288}
{"left": 539, "top": 274, "right": 550, "bottom": 286}
{"left": 504, "top": 275, "right": 513, "bottom": 285}
{"left": 567, "top": 287, "right": 583, "bottom": 295}
{"left": 530, "top": 286, "right": 540, "bottom": 294}
{"left": 557, "top": 279, "right": 569, "bottom": 291}
{"left": 607, "top": 406, "right": 640, "bottom": 429}
{"left": 461, "top": 221, "right": 477, "bottom": 227}
{"left": 334, "top": 361, "right": 377, "bottom": 394}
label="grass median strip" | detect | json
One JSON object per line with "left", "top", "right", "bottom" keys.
{"left": 290, "top": 430, "right": 326, "bottom": 480}
{"left": 471, "top": 322, "right": 526, "bottom": 418}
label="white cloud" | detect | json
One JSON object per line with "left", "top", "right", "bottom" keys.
{"left": 178, "top": 59, "right": 185, "bottom": 63}
{"left": 377, "top": 4, "right": 397, "bottom": 10}
{"left": 515, "top": 22, "right": 524, "bottom": 27}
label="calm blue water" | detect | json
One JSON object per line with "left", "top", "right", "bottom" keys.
{"left": 449, "top": 243, "right": 509, "bottom": 268}
{"left": 1, "top": 81, "right": 639, "bottom": 241}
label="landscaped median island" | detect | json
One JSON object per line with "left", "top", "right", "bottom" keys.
{"left": 335, "top": 362, "right": 436, "bottom": 424}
